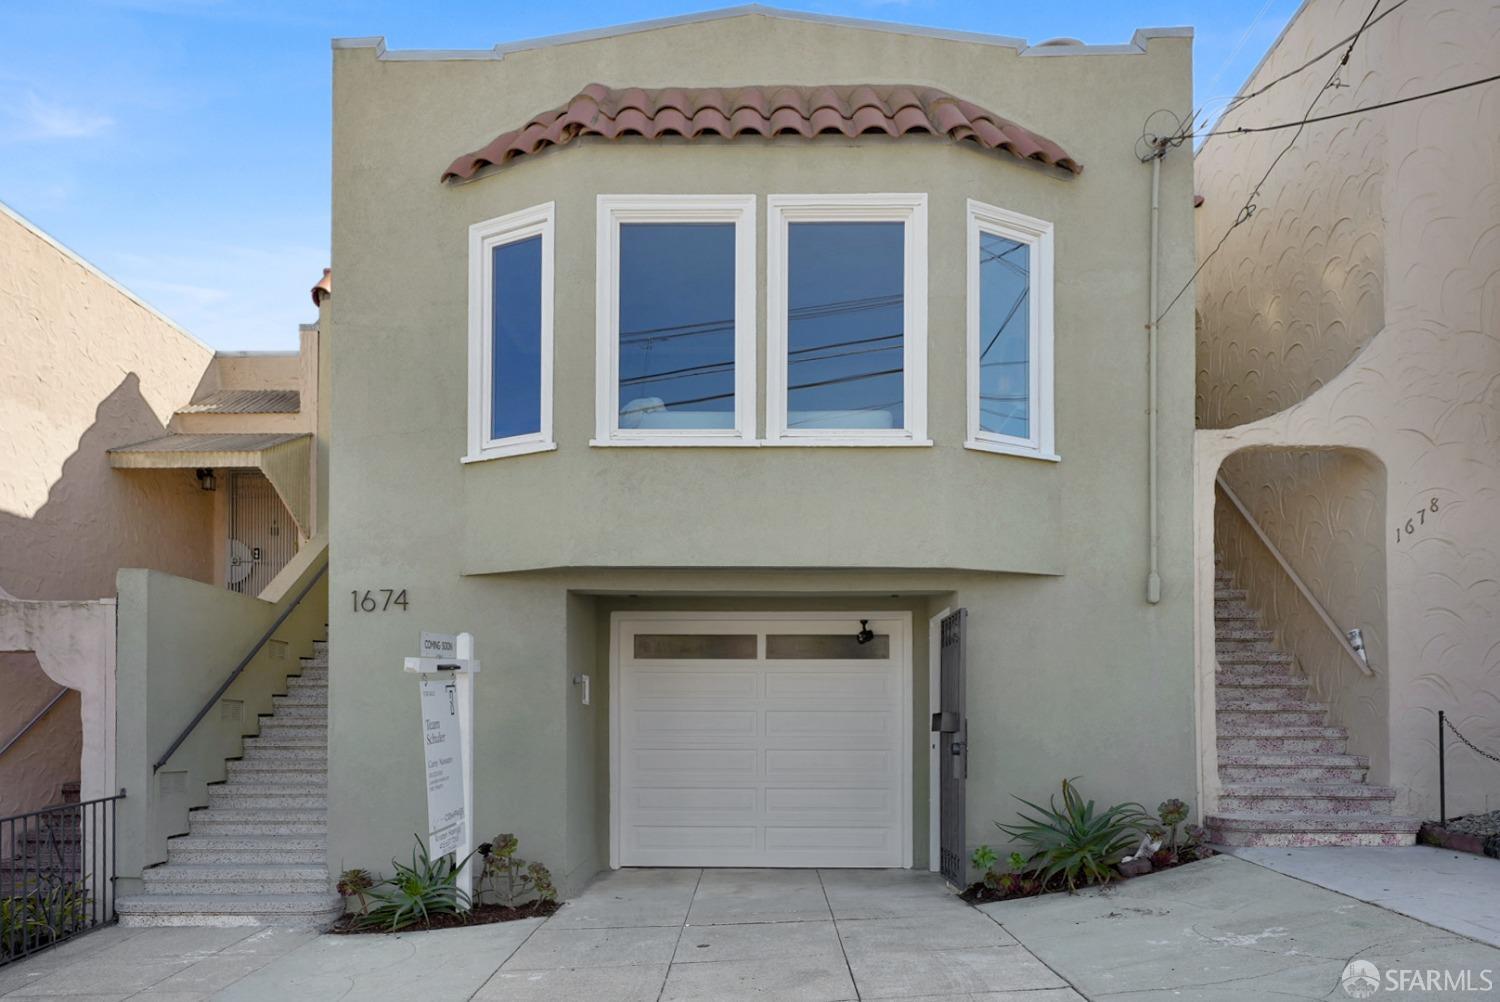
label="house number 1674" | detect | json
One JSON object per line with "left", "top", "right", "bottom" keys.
{"left": 352, "top": 589, "right": 409, "bottom": 612}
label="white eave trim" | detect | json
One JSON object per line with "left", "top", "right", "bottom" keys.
{"left": 332, "top": 8, "right": 1191, "bottom": 61}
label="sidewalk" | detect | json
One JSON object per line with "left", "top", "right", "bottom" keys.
{"left": 4, "top": 856, "right": 1499, "bottom": 1000}
{"left": 1228, "top": 844, "right": 1500, "bottom": 948}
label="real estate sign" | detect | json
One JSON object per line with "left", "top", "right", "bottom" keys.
{"left": 418, "top": 678, "right": 466, "bottom": 857}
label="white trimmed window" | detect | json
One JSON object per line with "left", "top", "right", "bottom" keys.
{"left": 965, "top": 199, "right": 1056, "bottom": 461}
{"left": 466, "top": 202, "right": 555, "bottom": 462}
{"left": 765, "top": 194, "right": 928, "bottom": 446}
{"left": 595, "top": 195, "right": 757, "bottom": 445}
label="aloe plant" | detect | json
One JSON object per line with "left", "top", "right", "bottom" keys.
{"left": 995, "top": 778, "right": 1152, "bottom": 892}
{"left": 355, "top": 836, "right": 472, "bottom": 931}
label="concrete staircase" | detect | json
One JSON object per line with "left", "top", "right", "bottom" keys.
{"left": 117, "top": 641, "right": 342, "bottom": 928}
{"left": 1205, "top": 564, "right": 1421, "bottom": 847}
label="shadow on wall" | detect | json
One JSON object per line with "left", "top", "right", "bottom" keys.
{"left": 0, "top": 374, "right": 214, "bottom": 600}
{"left": 0, "top": 651, "right": 81, "bottom": 817}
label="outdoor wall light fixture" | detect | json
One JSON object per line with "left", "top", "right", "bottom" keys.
{"left": 195, "top": 468, "right": 216, "bottom": 491}
{"left": 855, "top": 620, "right": 875, "bottom": 645}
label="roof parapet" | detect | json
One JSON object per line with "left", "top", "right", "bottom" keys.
{"left": 332, "top": 7, "right": 1192, "bottom": 63}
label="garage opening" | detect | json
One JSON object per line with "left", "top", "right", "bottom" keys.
{"left": 610, "top": 613, "right": 912, "bottom": 868}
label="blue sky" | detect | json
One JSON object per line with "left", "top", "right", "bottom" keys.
{"left": 0, "top": 0, "right": 1297, "bottom": 351}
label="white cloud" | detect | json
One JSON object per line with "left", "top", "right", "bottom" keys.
{"left": 1, "top": 90, "right": 113, "bottom": 142}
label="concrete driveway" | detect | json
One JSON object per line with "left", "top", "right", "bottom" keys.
{"left": 0, "top": 868, "right": 1073, "bottom": 1002}
{"left": 4, "top": 858, "right": 1499, "bottom": 1000}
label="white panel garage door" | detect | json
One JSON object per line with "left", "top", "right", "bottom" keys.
{"left": 613, "top": 615, "right": 910, "bottom": 868}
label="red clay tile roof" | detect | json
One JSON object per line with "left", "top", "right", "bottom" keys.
{"left": 442, "top": 83, "right": 1082, "bottom": 181}
{"left": 311, "top": 267, "right": 331, "bottom": 307}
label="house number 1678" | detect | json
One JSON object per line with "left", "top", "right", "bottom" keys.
{"left": 352, "top": 589, "right": 409, "bottom": 612}
{"left": 1395, "top": 498, "right": 1440, "bottom": 543}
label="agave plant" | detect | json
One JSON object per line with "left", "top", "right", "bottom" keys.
{"left": 355, "top": 836, "right": 472, "bottom": 931}
{"left": 995, "top": 778, "right": 1152, "bottom": 892}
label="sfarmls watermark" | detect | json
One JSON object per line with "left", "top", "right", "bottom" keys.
{"left": 1341, "top": 959, "right": 1495, "bottom": 997}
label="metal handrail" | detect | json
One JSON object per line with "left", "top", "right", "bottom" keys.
{"left": 1216, "top": 474, "right": 1374, "bottom": 676}
{"left": 0, "top": 686, "right": 70, "bottom": 761}
{"left": 152, "top": 559, "right": 327, "bottom": 772}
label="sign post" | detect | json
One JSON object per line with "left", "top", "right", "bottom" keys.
{"left": 404, "top": 631, "right": 479, "bottom": 906}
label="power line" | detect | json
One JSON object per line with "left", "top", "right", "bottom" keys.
{"left": 1214, "top": 0, "right": 1416, "bottom": 119}
{"left": 1192, "top": 71, "right": 1500, "bottom": 140}
{"left": 1202, "top": 0, "right": 1282, "bottom": 100}
{"left": 1154, "top": 0, "right": 1385, "bottom": 327}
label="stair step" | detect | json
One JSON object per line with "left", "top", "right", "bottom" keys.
{"left": 254, "top": 722, "right": 327, "bottom": 738}
{"left": 226, "top": 760, "right": 327, "bottom": 779}
{"left": 243, "top": 734, "right": 326, "bottom": 751}
{"left": 273, "top": 688, "right": 328, "bottom": 704}
{"left": 1206, "top": 813, "right": 1421, "bottom": 847}
{"left": 1218, "top": 725, "right": 1348, "bottom": 754}
{"left": 117, "top": 892, "right": 344, "bottom": 929}
{"left": 1218, "top": 783, "right": 1397, "bottom": 814}
{"left": 1216, "top": 680, "right": 1310, "bottom": 700}
{"left": 286, "top": 677, "right": 327, "bottom": 692}
{"left": 263, "top": 702, "right": 327, "bottom": 718}
{"left": 1218, "top": 753, "right": 1369, "bottom": 783}
{"left": 208, "top": 788, "right": 326, "bottom": 810}
{"left": 1216, "top": 696, "right": 1325, "bottom": 711}
{"left": 241, "top": 744, "right": 328, "bottom": 762}
{"left": 1215, "top": 589, "right": 1248, "bottom": 602}
{"left": 189, "top": 816, "right": 327, "bottom": 836}
{"left": 167, "top": 836, "right": 326, "bottom": 865}
{"left": 1218, "top": 708, "right": 1326, "bottom": 728}
{"left": 142, "top": 863, "right": 330, "bottom": 896}
{"left": 1215, "top": 666, "right": 1305, "bottom": 683}
{"left": 1217, "top": 650, "right": 1295, "bottom": 665}
{"left": 190, "top": 807, "right": 326, "bottom": 821}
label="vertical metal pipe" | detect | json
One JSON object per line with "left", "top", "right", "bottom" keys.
{"left": 110, "top": 794, "right": 119, "bottom": 921}
{"left": 1439, "top": 710, "right": 1446, "bottom": 825}
{"left": 1146, "top": 150, "right": 1163, "bottom": 604}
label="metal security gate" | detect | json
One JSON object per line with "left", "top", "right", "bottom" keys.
{"left": 933, "top": 609, "right": 967, "bottom": 886}
{"left": 227, "top": 470, "right": 297, "bottom": 595}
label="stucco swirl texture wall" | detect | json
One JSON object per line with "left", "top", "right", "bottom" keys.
{"left": 1195, "top": 0, "right": 1500, "bottom": 816}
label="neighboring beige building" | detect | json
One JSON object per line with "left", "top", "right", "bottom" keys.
{"left": 1195, "top": 0, "right": 1500, "bottom": 835}
{"left": 0, "top": 200, "right": 324, "bottom": 817}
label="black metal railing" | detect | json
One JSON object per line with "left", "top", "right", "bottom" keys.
{"left": 1438, "top": 710, "right": 1500, "bottom": 825}
{"left": 153, "top": 557, "right": 326, "bottom": 773}
{"left": 1, "top": 789, "right": 125, "bottom": 966}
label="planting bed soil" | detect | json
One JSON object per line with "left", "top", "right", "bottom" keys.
{"left": 330, "top": 899, "right": 559, "bottom": 934}
{"left": 1420, "top": 811, "right": 1500, "bottom": 859}
{"left": 961, "top": 849, "right": 1216, "bottom": 905}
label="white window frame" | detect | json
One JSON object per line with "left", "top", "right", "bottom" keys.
{"left": 765, "top": 193, "right": 930, "bottom": 446}
{"left": 465, "top": 202, "right": 555, "bottom": 463}
{"left": 594, "top": 195, "right": 757, "bottom": 447}
{"left": 965, "top": 198, "right": 1057, "bottom": 462}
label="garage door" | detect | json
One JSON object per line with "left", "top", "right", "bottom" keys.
{"left": 613, "top": 615, "right": 910, "bottom": 868}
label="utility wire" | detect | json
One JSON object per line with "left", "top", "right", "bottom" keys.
{"left": 1154, "top": 0, "right": 1385, "bottom": 327}
{"left": 1215, "top": 0, "right": 1416, "bottom": 118}
{"left": 1191, "top": 71, "right": 1500, "bottom": 140}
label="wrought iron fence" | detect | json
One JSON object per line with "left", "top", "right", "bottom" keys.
{"left": 1, "top": 789, "right": 125, "bottom": 966}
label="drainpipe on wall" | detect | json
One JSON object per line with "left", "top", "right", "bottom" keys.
{"left": 1145, "top": 147, "right": 1163, "bottom": 605}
